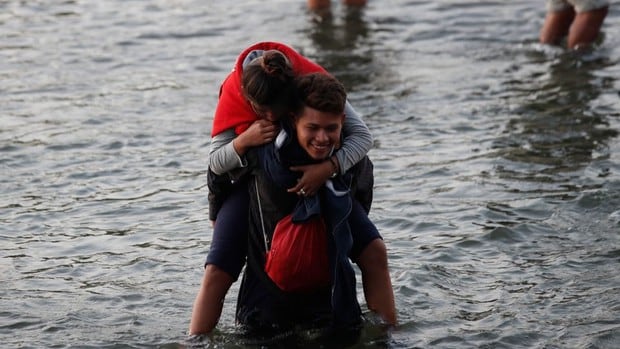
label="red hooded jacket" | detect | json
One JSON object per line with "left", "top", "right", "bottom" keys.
{"left": 211, "top": 42, "right": 326, "bottom": 137}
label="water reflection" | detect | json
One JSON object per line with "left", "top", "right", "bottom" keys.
{"left": 495, "top": 50, "right": 617, "bottom": 189}
{"left": 301, "top": 5, "right": 374, "bottom": 90}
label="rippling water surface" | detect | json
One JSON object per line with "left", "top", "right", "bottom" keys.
{"left": 2, "top": 1, "right": 619, "bottom": 348}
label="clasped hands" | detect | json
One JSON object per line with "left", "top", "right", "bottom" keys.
{"left": 287, "top": 160, "right": 335, "bottom": 197}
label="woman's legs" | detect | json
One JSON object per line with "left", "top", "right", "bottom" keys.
{"left": 189, "top": 264, "right": 234, "bottom": 334}
{"left": 348, "top": 201, "right": 396, "bottom": 326}
{"left": 189, "top": 184, "right": 250, "bottom": 334}
{"left": 357, "top": 239, "right": 397, "bottom": 325}
{"left": 205, "top": 184, "right": 249, "bottom": 276}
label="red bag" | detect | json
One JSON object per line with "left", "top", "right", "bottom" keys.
{"left": 264, "top": 214, "right": 330, "bottom": 292}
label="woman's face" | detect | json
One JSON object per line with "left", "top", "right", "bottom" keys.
{"left": 294, "top": 106, "right": 344, "bottom": 160}
{"left": 249, "top": 101, "right": 278, "bottom": 122}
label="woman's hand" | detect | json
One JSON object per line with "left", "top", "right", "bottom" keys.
{"left": 287, "top": 159, "right": 335, "bottom": 197}
{"left": 233, "top": 119, "right": 278, "bottom": 156}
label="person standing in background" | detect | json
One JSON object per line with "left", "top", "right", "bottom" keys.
{"left": 539, "top": 0, "right": 609, "bottom": 49}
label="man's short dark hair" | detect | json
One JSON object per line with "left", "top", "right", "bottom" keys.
{"left": 294, "top": 73, "right": 347, "bottom": 115}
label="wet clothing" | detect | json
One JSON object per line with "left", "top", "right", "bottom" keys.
{"left": 206, "top": 125, "right": 380, "bottom": 334}
{"left": 207, "top": 42, "right": 373, "bottom": 220}
{"left": 240, "top": 126, "right": 371, "bottom": 332}
{"left": 204, "top": 42, "right": 378, "bottom": 336}
{"left": 205, "top": 187, "right": 379, "bottom": 280}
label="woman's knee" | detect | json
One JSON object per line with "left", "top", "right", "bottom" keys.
{"left": 357, "top": 238, "right": 388, "bottom": 270}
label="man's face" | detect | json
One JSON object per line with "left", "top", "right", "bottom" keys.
{"left": 294, "top": 106, "right": 344, "bottom": 160}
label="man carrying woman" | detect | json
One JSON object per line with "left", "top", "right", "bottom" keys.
{"left": 189, "top": 42, "right": 396, "bottom": 338}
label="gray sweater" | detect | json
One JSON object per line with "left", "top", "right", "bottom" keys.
{"left": 208, "top": 49, "right": 373, "bottom": 176}
{"left": 209, "top": 101, "right": 372, "bottom": 176}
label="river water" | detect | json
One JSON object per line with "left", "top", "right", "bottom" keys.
{"left": 1, "top": 1, "right": 619, "bottom": 348}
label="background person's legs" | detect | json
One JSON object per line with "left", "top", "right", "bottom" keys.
{"left": 567, "top": 6, "right": 608, "bottom": 49}
{"left": 540, "top": 0, "right": 609, "bottom": 49}
{"left": 307, "top": 0, "right": 367, "bottom": 11}
{"left": 540, "top": 7, "right": 576, "bottom": 45}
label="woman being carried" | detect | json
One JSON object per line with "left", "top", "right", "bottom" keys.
{"left": 189, "top": 53, "right": 396, "bottom": 335}
{"left": 191, "top": 72, "right": 395, "bottom": 340}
